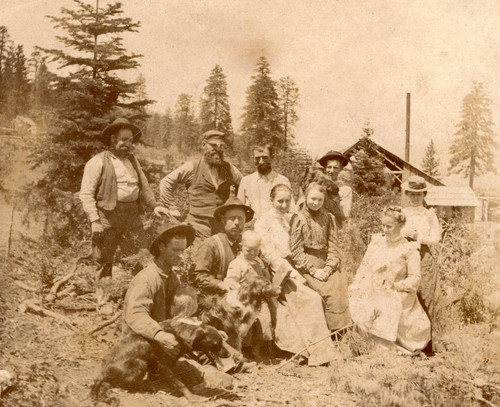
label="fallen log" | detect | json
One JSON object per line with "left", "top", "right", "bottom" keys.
{"left": 87, "top": 312, "right": 122, "bottom": 335}
{"left": 14, "top": 280, "right": 39, "bottom": 293}
{"left": 19, "top": 299, "right": 75, "bottom": 331}
{"left": 45, "top": 256, "right": 87, "bottom": 302}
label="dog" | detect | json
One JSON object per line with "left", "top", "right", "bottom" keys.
{"left": 91, "top": 319, "right": 223, "bottom": 402}
{"left": 201, "top": 275, "right": 281, "bottom": 353}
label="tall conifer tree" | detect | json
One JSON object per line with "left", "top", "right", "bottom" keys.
{"left": 200, "top": 65, "right": 233, "bottom": 137}
{"left": 29, "top": 0, "right": 152, "bottom": 191}
{"left": 276, "top": 76, "right": 299, "bottom": 151}
{"left": 240, "top": 57, "right": 282, "bottom": 149}
{"left": 421, "top": 139, "right": 441, "bottom": 179}
{"left": 448, "top": 81, "right": 497, "bottom": 188}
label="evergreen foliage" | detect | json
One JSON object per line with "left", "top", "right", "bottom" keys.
{"left": 448, "top": 81, "right": 497, "bottom": 188}
{"left": 0, "top": 27, "right": 31, "bottom": 124}
{"left": 421, "top": 139, "right": 441, "bottom": 179}
{"left": 276, "top": 76, "right": 300, "bottom": 150}
{"left": 172, "top": 93, "right": 199, "bottom": 155}
{"left": 240, "top": 57, "right": 282, "bottom": 149}
{"left": 199, "top": 65, "right": 233, "bottom": 140}
{"left": 28, "top": 0, "right": 152, "bottom": 191}
{"left": 350, "top": 122, "right": 387, "bottom": 196}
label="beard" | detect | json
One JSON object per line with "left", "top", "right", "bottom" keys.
{"left": 204, "top": 150, "right": 224, "bottom": 167}
{"left": 257, "top": 162, "right": 272, "bottom": 175}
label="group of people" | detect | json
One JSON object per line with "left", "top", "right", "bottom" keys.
{"left": 80, "top": 118, "right": 442, "bottom": 382}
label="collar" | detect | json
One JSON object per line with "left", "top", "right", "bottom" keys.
{"left": 256, "top": 169, "right": 277, "bottom": 182}
{"left": 153, "top": 258, "right": 172, "bottom": 279}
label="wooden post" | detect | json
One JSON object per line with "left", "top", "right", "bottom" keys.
{"left": 405, "top": 93, "right": 411, "bottom": 162}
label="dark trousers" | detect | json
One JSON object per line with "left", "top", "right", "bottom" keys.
{"left": 93, "top": 201, "right": 144, "bottom": 280}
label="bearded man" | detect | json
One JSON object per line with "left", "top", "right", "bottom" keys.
{"left": 237, "top": 144, "right": 294, "bottom": 219}
{"left": 159, "top": 130, "right": 242, "bottom": 241}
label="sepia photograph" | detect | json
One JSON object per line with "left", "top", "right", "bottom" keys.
{"left": 0, "top": 0, "right": 499, "bottom": 406}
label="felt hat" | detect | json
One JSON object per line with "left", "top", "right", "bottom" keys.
{"left": 401, "top": 176, "right": 428, "bottom": 193}
{"left": 317, "top": 150, "right": 350, "bottom": 168}
{"left": 149, "top": 221, "right": 196, "bottom": 257}
{"left": 101, "top": 118, "right": 142, "bottom": 145}
{"left": 202, "top": 130, "right": 226, "bottom": 143}
{"left": 213, "top": 196, "right": 254, "bottom": 223}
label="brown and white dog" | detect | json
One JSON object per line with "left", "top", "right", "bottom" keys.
{"left": 201, "top": 275, "right": 281, "bottom": 352}
{"left": 91, "top": 319, "right": 223, "bottom": 402}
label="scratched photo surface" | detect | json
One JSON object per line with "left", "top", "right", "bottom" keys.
{"left": 0, "top": 1, "right": 499, "bottom": 406}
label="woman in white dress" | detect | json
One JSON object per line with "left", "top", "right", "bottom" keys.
{"left": 401, "top": 176, "right": 441, "bottom": 347}
{"left": 349, "top": 206, "right": 431, "bottom": 354}
{"left": 254, "top": 184, "right": 338, "bottom": 366}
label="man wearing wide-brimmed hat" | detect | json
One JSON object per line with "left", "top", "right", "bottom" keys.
{"left": 317, "top": 150, "right": 352, "bottom": 219}
{"left": 122, "top": 221, "right": 196, "bottom": 348}
{"left": 79, "top": 118, "right": 169, "bottom": 309}
{"left": 159, "top": 130, "right": 242, "bottom": 241}
{"left": 192, "top": 196, "right": 254, "bottom": 294}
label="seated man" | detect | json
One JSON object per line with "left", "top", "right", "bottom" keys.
{"left": 191, "top": 196, "right": 254, "bottom": 295}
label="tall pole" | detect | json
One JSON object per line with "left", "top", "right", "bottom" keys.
{"left": 405, "top": 93, "right": 411, "bottom": 162}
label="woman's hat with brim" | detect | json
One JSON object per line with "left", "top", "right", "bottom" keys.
{"left": 101, "top": 118, "right": 142, "bottom": 145}
{"left": 213, "top": 196, "right": 254, "bottom": 223}
{"left": 318, "top": 150, "right": 350, "bottom": 168}
{"left": 401, "top": 176, "right": 428, "bottom": 193}
{"left": 149, "top": 221, "right": 196, "bottom": 257}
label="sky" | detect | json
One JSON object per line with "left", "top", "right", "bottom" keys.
{"left": 1, "top": 0, "right": 499, "bottom": 188}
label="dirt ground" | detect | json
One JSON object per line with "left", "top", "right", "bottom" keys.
{"left": 1, "top": 255, "right": 499, "bottom": 407}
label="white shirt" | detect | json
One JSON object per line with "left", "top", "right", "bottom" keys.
{"left": 80, "top": 153, "right": 140, "bottom": 222}
{"left": 402, "top": 206, "right": 441, "bottom": 246}
{"left": 237, "top": 170, "right": 295, "bottom": 219}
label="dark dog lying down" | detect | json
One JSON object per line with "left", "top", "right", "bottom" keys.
{"left": 201, "top": 275, "right": 281, "bottom": 352}
{"left": 92, "top": 319, "right": 223, "bottom": 401}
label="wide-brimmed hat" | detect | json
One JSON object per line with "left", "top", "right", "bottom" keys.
{"left": 101, "top": 118, "right": 142, "bottom": 145}
{"left": 202, "top": 130, "right": 226, "bottom": 143}
{"left": 149, "top": 221, "right": 196, "bottom": 257}
{"left": 401, "top": 176, "right": 428, "bottom": 193}
{"left": 213, "top": 196, "right": 254, "bottom": 223}
{"left": 318, "top": 150, "right": 350, "bottom": 168}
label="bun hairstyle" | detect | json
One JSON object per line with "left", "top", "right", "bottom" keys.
{"left": 305, "top": 181, "right": 327, "bottom": 197}
{"left": 383, "top": 205, "right": 406, "bottom": 225}
{"left": 270, "top": 183, "right": 292, "bottom": 200}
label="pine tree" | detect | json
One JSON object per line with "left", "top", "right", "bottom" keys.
{"left": 276, "top": 76, "right": 299, "bottom": 151}
{"left": 421, "top": 139, "right": 441, "bottom": 179}
{"left": 199, "top": 65, "right": 233, "bottom": 137}
{"left": 448, "top": 81, "right": 497, "bottom": 188}
{"left": 8, "top": 45, "right": 31, "bottom": 118}
{"left": 0, "top": 26, "right": 10, "bottom": 120}
{"left": 172, "top": 94, "right": 199, "bottom": 154}
{"left": 160, "top": 108, "right": 173, "bottom": 148}
{"left": 30, "top": 49, "right": 55, "bottom": 115}
{"left": 351, "top": 121, "right": 387, "bottom": 196}
{"left": 28, "top": 0, "right": 153, "bottom": 191}
{"left": 240, "top": 57, "right": 282, "bottom": 149}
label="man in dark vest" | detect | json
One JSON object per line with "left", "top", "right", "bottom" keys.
{"left": 79, "top": 118, "right": 169, "bottom": 310}
{"left": 192, "top": 196, "right": 254, "bottom": 294}
{"left": 159, "top": 130, "right": 242, "bottom": 242}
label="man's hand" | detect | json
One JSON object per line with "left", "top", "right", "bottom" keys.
{"left": 393, "top": 281, "right": 412, "bottom": 293}
{"left": 313, "top": 268, "right": 329, "bottom": 282}
{"left": 91, "top": 221, "right": 104, "bottom": 239}
{"left": 153, "top": 206, "right": 170, "bottom": 217}
{"left": 217, "top": 281, "right": 229, "bottom": 293}
{"left": 403, "top": 229, "right": 418, "bottom": 241}
{"left": 154, "top": 331, "right": 181, "bottom": 358}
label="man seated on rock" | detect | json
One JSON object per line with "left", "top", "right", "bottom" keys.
{"left": 191, "top": 196, "right": 254, "bottom": 295}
